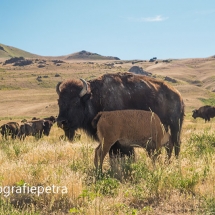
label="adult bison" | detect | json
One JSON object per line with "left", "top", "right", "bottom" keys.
{"left": 18, "top": 120, "right": 53, "bottom": 140}
{"left": 56, "top": 72, "right": 184, "bottom": 158}
{"left": 0, "top": 122, "right": 20, "bottom": 139}
{"left": 192, "top": 105, "right": 215, "bottom": 122}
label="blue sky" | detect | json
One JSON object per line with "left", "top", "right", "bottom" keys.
{"left": 1, "top": 0, "right": 215, "bottom": 60}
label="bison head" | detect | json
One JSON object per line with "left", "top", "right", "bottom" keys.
{"left": 43, "top": 120, "right": 53, "bottom": 136}
{"left": 56, "top": 79, "right": 91, "bottom": 140}
{"left": 49, "top": 116, "right": 56, "bottom": 123}
{"left": 192, "top": 109, "right": 198, "bottom": 119}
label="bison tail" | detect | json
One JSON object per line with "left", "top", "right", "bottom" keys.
{"left": 91, "top": 112, "right": 102, "bottom": 129}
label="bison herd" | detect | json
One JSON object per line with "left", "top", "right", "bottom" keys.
{"left": 0, "top": 116, "right": 56, "bottom": 141}
{"left": 1, "top": 72, "right": 214, "bottom": 171}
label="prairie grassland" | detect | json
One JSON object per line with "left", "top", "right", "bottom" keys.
{"left": 1, "top": 57, "right": 215, "bottom": 214}
{"left": 0, "top": 117, "right": 215, "bottom": 214}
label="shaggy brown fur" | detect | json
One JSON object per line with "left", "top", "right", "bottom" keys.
{"left": 92, "top": 110, "right": 170, "bottom": 171}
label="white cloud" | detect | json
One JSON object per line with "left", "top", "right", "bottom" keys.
{"left": 128, "top": 15, "right": 168, "bottom": 22}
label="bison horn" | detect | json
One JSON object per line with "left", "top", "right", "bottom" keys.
{"left": 56, "top": 82, "right": 62, "bottom": 95}
{"left": 79, "top": 78, "right": 88, "bottom": 97}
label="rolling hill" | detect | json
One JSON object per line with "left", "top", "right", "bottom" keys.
{"left": 0, "top": 43, "right": 39, "bottom": 58}
{"left": 64, "top": 50, "right": 120, "bottom": 60}
{"left": 0, "top": 43, "right": 120, "bottom": 60}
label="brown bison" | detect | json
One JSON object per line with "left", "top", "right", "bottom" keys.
{"left": 32, "top": 116, "right": 56, "bottom": 123}
{"left": 0, "top": 122, "right": 20, "bottom": 139}
{"left": 18, "top": 120, "right": 53, "bottom": 140}
{"left": 92, "top": 110, "right": 171, "bottom": 171}
{"left": 192, "top": 105, "right": 215, "bottom": 122}
{"left": 56, "top": 72, "right": 184, "bottom": 158}
{"left": 43, "top": 116, "right": 56, "bottom": 123}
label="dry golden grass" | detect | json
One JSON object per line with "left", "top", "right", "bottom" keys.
{"left": 1, "top": 57, "right": 215, "bottom": 214}
{"left": 0, "top": 119, "right": 215, "bottom": 214}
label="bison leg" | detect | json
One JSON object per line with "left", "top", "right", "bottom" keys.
{"left": 11, "top": 132, "right": 17, "bottom": 139}
{"left": 147, "top": 148, "right": 155, "bottom": 160}
{"left": 94, "top": 141, "right": 113, "bottom": 172}
{"left": 164, "top": 139, "right": 173, "bottom": 160}
{"left": 170, "top": 124, "right": 181, "bottom": 158}
{"left": 109, "top": 141, "right": 135, "bottom": 159}
{"left": 94, "top": 144, "right": 101, "bottom": 171}
{"left": 64, "top": 129, "right": 75, "bottom": 141}
{"left": 39, "top": 131, "right": 43, "bottom": 138}
{"left": 19, "top": 135, "right": 25, "bottom": 141}
{"left": 146, "top": 141, "right": 161, "bottom": 163}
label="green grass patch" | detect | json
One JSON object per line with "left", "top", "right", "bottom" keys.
{"left": 187, "top": 131, "right": 215, "bottom": 158}
{"left": 203, "top": 196, "right": 215, "bottom": 214}
{"left": 199, "top": 97, "right": 215, "bottom": 106}
{"left": 0, "top": 85, "right": 21, "bottom": 90}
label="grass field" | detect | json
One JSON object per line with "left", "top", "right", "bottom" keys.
{"left": 0, "top": 56, "right": 215, "bottom": 214}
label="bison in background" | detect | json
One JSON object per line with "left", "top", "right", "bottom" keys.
{"left": 56, "top": 72, "right": 184, "bottom": 159}
{"left": 44, "top": 116, "right": 56, "bottom": 123}
{"left": 32, "top": 116, "right": 56, "bottom": 123}
{"left": 92, "top": 110, "right": 171, "bottom": 171}
{"left": 0, "top": 122, "right": 20, "bottom": 139}
{"left": 192, "top": 105, "right": 215, "bottom": 122}
{"left": 18, "top": 120, "right": 53, "bottom": 140}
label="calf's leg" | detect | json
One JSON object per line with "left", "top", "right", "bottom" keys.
{"left": 94, "top": 140, "right": 115, "bottom": 172}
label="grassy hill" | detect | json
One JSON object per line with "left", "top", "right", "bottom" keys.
{"left": 64, "top": 50, "right": 120, "bottom": 60}
{"left": 0, "top": 43, "right": 39, "bottom": 58}
{"left": 0, "top": 43, "right": 120, "bottom": 61}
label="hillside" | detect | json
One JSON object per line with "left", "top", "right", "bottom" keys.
{"left": 0, "top": 43, "right": 39, "bottom": 59}
{"left": 0, "top": 43, "right": 120, "bottom": 61}
{"left": 64, "top": 50, "right": 120, "bottom": 60}
{"left": 0, "top": 56, "right": 215, "bottom": 119}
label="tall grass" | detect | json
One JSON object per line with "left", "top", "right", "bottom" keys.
{"left": 0, "top": 121, "right": 215, "bottom": 214}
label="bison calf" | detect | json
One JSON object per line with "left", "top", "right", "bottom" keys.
{"left": 92, "top": 110, "right": 171, "bottom": 171}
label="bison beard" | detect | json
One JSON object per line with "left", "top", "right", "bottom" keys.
{"left": 56, "top": 72, "right": 184, "bottom": 158}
